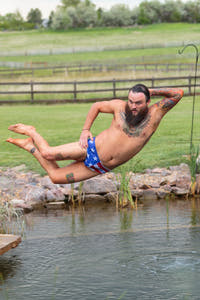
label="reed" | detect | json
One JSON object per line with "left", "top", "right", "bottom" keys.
{"left": 116, "top": 167, "right": 135, "bottom": 209}
{"left": 188, "top": 144, "right": 199, "bottom": 195}
{"left": 0, "top": 200, "right": 25, "bottom": 235}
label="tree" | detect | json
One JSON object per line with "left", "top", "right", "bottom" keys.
{"left": 75, "top": 0, "right": 97, "bottom": 27}
{"left": 51, "top": 7, "right": 72, "bottom": 30}
{"left": 182, "top": 0, "right": 200, "bottom": 23}
{"left": 1, "top": 11, "right": 25, "bottom": 30}
{"left": 102, "top": 4, "right": 132, "bottom": 27}
{"left": 27, "top": 8, "right": 43, "bottom": 25}
{"left": 61, "top": 0, "right": 80, "bottom": 8}
{"left": 161, "top": 0, "right": 183, "bottom": 22}
{"left": 47, "top": 11, "right": 55, "bottom": 28}
{"left": 137, "top": 0, "right": 162, "bottom": 24}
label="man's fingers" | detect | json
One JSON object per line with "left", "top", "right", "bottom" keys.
{"left": 79, "top": 139, "right": 88, "bottom": 149}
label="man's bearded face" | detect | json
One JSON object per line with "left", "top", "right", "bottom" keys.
{"left": 125, "top": 91, "right": 150, "bottom": 126}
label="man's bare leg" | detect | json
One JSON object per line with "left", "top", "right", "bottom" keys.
{"left": 6, "top": 137, "right": 98, "bottom": 184}
{"left": 8, "top": 123, "right": 86, "bottom": 161}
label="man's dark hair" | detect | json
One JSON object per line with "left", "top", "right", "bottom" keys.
{"left": 129, "top": 84, "right": 150, "bottom": 103}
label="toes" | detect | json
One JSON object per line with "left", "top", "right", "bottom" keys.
{"left": 6, "top": 138, "right": 14, "bottom": 143}
{"left": 8, "top": 125, "right": 16, "bottom": 131}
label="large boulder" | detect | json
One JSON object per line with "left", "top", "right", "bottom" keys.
{"left": 82, "top": 177, "right": 117, "bottom": 194}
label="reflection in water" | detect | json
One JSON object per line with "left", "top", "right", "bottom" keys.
{"left": 190, "top": 198, "right": 200, "bottom": 225}
{"left": 0, "top": 256, "right": 21, "bottom": 282}
{"left": 120, "top": 209, "right": 133, "bottom": 231}
{"left": 1, "top": 198, "right": 200, "bottom": 300}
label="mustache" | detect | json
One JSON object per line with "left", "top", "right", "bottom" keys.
{"left": 125, "top": 103, "right": 149, "bottom": 126}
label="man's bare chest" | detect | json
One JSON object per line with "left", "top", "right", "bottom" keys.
{"left": 117, "top": 111, "right": 154, "bottom": 139}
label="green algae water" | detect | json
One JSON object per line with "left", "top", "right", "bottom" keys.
{"left": 1, "top": 198, "right": 200, "bottom": 299}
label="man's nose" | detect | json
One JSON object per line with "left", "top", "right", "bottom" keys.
{"left": 131, "top": 103, "right": 137, "bottom": 109}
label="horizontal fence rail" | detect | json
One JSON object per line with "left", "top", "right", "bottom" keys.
{"left": 0, "top": 63, "right": 198, "bottom": 78}
{"left": 0, "top": 75, "right": 199, "bottom": 104}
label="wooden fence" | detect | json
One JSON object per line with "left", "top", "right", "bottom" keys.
{"left": 0, "top": 75, "right": 199, "bottom": 104}
{"left": 0, "top": 63, "right": 197, "bottom": 78}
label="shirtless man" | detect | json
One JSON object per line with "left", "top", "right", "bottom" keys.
{"left": 7, "top": 84, "right": 184, "bottom": 184}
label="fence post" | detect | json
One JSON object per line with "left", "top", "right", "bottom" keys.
{"left": 30, "top": 80, "right": 34, "bottom": 104}
{"left": 73, "top": 81, "right": 77, "bottom": 101}
{"left": 188, "top": 76, "right": 192, "bottom": 95}
{"left": 151, "top": 78, "right": 155, "bottom": 88}
{"left": 113, "top": 79, "right": 116, "bottom": 98}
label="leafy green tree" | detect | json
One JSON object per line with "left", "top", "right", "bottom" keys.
{"left": 137, "top": 0, "right": 162, "bottom": 24}
{"left": 27, "top": 8, "right": 43, "bottom": 25}
{"left": 161, "top": 0, "right": 183, "bottom": 22}
{"left": 102, "top": 4, "right": 132, "bottom": 26}
{"left": 47, "top": 11, "right": 55, "bottom": 27}
{"left": 0, "top": 11, "right": 25, "bottom": 30}
{"left": 51, "top": 7, "right": 72, "bottom": 29}
{"left": 182, "top": 0, "right": 200, "bottom": 23}
{"left": 75, "top": 0, "right": 97, "bottom": 27}
{"left": 61, "top": 0, "right": 80, "bottom": 8}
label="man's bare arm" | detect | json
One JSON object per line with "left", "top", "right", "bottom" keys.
{"left": 79, "top": 100, "right": 123, "bottom": 148}
{"left": 149, "top": 88, "right": 184, "bottom": 116}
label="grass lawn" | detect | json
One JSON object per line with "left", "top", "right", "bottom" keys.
{"left": 0, "top": 23, "right": 199, "bottom": 64}
{"left": 0, "top": 95, "right": 199, "bottom": 175}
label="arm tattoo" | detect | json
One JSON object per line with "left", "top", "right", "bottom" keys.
{"left": 66, "top": 172, "right": 75, "bottom": 183}
{"left": 152, "top": 88, "right": 183, "bottom": 112}
{"left": 120, "top": 112, "right": 151, "bottom": 137}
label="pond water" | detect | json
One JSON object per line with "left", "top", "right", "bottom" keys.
{"left": 1, "top": 198, "right": 200, "bottom": 300}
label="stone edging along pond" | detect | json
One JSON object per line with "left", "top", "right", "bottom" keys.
{"left": 0, "top": 163, "right": 200, "bottom": 213}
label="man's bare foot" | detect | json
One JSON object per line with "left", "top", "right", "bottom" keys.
{"left": 8, "top": 123, "right": 36, "bottom": 136}
{"left": 6, "top": 137, "right": 36, "bottom": 153}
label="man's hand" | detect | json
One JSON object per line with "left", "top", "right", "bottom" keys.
{"left": 79, "top": 130, "right": 93, "bottom": 149}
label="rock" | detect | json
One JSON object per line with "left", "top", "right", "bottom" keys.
{"left": 0, "top": 176, "right": 13, "bottom": 188}
{"left": 150, "top": 167, "right": 171, "bottom": 176}
{"left": 150, "top": 182, "right": 160, "bottom": 188}
{"left": 10, "top": 199, "right": 33, "bottom": 213}
{"left": 23, "top": 186, "right": 47, "bottom": 204}
{"left": 163, "top": 185, "right": 172, "bottom": 192}
{"left": 82, "top": 177, "right": 117, "bottom": 194}
{"left": 156, "top": 189, "right": 170, "bottom": 199}
{"left": 141, "top": 189, "right": 157, "bottom": 200}
{"left": 139, "top": 183, "right": 151, "bottom": 189}
{"left": 105, "top": 192, "right": 118, "bottom": 202}
{"left": 45, "top": 190, "right": 57, "bottom": 202}
{"left": 11, "top": 199, "right": 25, "bottom": 207}
{"left": 131, "top": 189, "right": 143, "bottom": 198}
{"left": 84, "top": 194, "right": 107, "bottom": 203}
{"left": 195, "top": 174, "right": 200, "bottom": 194}
{"left": 39, "top": 176, "right": 57, "bottom": 189}
{"left": 175, "top": 175, "right": 191, "bottom": 189}
{"left": 10, "top": 164, "right": 27, "bottom": 172}
{"left": 45, "top": 202, "right": 66, "bottom": 209}
{"left": 169, "top": 163, "right": 190, "bottom": 174}
{"left": 171, "top": 187, "right": 189, "bottom": 196}
{"left": 49, "top": 189, "right": 65, "bottom": 201}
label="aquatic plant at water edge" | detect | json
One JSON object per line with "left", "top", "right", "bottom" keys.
{"left": 188, "top": 144, "right": 199, "bottom": 195}
{"left": 0, "top": 201, "right": 25, "bottom": 235}
{"left": 116, "top": 167, "right": 135, "bottom": 209}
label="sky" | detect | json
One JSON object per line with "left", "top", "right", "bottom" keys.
{"left": 0, "top": 0, "right": 144, "bottom": 19}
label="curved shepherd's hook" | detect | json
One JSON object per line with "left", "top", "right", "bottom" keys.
{"left": 178, "top": 43, "right": 199, "bottom": 154}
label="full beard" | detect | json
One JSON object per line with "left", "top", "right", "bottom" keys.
{"left": 125, "top": 103, "right": 149, "bottom": 127}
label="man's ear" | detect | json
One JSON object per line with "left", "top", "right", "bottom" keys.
{"left": 147, "top": 98, "right": 151, "bottom": 105}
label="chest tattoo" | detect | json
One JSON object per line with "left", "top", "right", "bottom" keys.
{"left": 120, "top": 112, "right": 151, "bottom": 137}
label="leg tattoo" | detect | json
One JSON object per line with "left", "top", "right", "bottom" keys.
{"left": 30, "top": 147, "right": 36, "bottom": 154}
{"left": 66, "top": 172, "right": 75, "bottom": 183}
